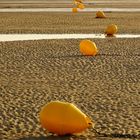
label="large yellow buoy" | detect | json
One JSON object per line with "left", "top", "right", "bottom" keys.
{"left": 40, "top": 101, "right": 92, "bottom": 135}
{"left": 80, "top": 40, "right": 98, "bottom": 56}
{"left": 105, "top": 24, "right": 118, "bottom": 36}
{"left": 77, "top": 3, "right": 85, "bottom": 9}
{"left": 72, "top": 7, "right": 78, "bottom": 13}
{"left": 96, "top": 11, "right": 106, "bottom": 18}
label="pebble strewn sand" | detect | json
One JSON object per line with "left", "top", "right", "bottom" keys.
{"left": 0, "top": 39, "right": 140, "bottom": 140}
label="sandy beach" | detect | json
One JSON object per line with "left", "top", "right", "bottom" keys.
{"left": 0, "top": 38, "right": 140, "bottom": 140}
{"left": 0, "top": 12, "right": 140, "bottom": 34}
{"left": 0, "top": 0, "right": 140, "bottom": 140}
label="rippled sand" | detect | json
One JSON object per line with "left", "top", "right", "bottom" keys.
{"left": 0, "top": 38, "right": 140, "bottom": 140}
{"left": 0, "top": 12, "right": 140, "bottom": 34}
{"left": 0, "top": 1, "right": 140, "bottom": 139}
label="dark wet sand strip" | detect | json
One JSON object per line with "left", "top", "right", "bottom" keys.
{"left": 0, "top": 34, "right": 140, "bottom": 42}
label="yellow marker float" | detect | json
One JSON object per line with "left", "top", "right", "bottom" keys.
{"left": 80, "top": 40, "right": 98, "bottom": 56}
{"left": 75, "top": 0, "right": 83, "bottom": 3}
{"left": 73, "top": 1, "right": 77, "bottom": 5}
{"left": 72, "top": 7, "right": 78, "bottom": 13}
{"left": 96, "top": 11, "right": 106, "bottom": 18}
{"left": 77, "top": 3, "right": 85, "bottom": 9}
{"left": 105, "top": 24, "right": 118, "bottom": 36}
{"left": 40, "top": 101, "right": 93, "bottom": 135}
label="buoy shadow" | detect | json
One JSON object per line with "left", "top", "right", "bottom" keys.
{"left": 99, "top": 53, "right": 140, "bottom": 57}
{"left": 47, "top": 54, "right": 93, "bottom": 59}
{"left": 95, "top": 17, "right": 107, "bottom": 19}
{"left": 47, "top": 54, "right": 136, "bottom": 58}
{"left": 105, "top": 34, "right": 117, "bottom": 38}
{"left": 18, "top": 133, "right": 140, "bottom": 139}
{"left": 19, "top": 135, "right": 72, "bottom": 140}
{"left": 45, "top": 53, "right": 140, "bottom": 59}
{"left": 98, "top": 53, "right": 122, "bottom": 56}
{"left": 99, "top": 133, "right": 140, "bottom": 139}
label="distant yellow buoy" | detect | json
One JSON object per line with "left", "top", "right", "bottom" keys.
{"left": 73, "top": 1, "right": 77, "bottom": 5}
{"left": 80, "top": 40, "right": 98, "bottom": 56}
{"left": 40, "top": 101, "right": 92, "bottom": 135}
{"left": 96, "top": 11, "right": 106, "bottom": 18}
{"left": 75, "top": 0, "right": 83, "bottom": 3}
{"left": 105, "top": 24, "right": 118, "bottom": 36}
{"left": 72, "top": 7, "right": 78, "bottom": 13}
{"left": 77, "top": 3, "right": 85, "bottom": 9}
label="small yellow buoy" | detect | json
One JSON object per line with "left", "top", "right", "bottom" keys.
{"left": 72, "top": 7, "right": 78, "bottom": 13}
{"left": 73, "top": 1, "right": 77, "bottom": 5}
{"left": 96, "top": 11, "right": 106, "bottom": 18}
{"left": 105, "top": 24, "right": 118, "bottom": 36}
{"left": 77, "top": 3, "right": 85, "bottom": 9}
{"left": 80, "top": 40, "right": 98, "bottom": 56}
{"left": 40, "top": 101, "right": 92, "bottom": 135}
{"left": 75, "top": 0, "right": 83, "bottom": 3}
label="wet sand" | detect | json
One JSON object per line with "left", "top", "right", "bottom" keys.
{"left": 0, "top": 0, "right": 140, "bottom": 8}
{"left": 1, "top": 8, "right": 140, "bottom": 12}
{"left": 0, "top": 34, "right": 140, "bottom": 42}
{"left": 0, "top": 1, "right": 140, "bottom": 140}
{"left": 0, "top": 3, "right": 140, "bottom": 8}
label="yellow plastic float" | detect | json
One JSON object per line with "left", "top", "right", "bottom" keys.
{"left": 96, "top": 11, "right": 106, "bottom": 18}
{"left": 105, "top": 24, "right": 118, "bottom": 36}
{"left": 75, "top": 0, "right": 83, "bottom": 3}
{"left": 72, "top": 7, "right": 78, "bottom": 13}
{"left": 73, "top": 1, "right": 77, "bottom": 5}
{"left": 80, "top": 40, "right": 98, "bottom": 56}
{"left": 40, "top": 101, "right": 93, "bottom": 135}
{"left": 73, "top": 0, "right": 78, "bottom": 5}
{"left": 77, "top": 3, "right": 85, "bottom": 9}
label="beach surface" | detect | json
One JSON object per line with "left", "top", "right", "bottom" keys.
{"left": 0, "top": 12, "right": 140, "bottom": 34}
{"left": 0, "top": 1, "right": 140, "bottom": 140}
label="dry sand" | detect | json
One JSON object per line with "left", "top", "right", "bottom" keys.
{"left": 0, "top": 38, "right": 140, "bottom": 140}
{"left": 0, "top": 1, "right": 140, "bottom": 140}
{"left": 0, "top": 12, "right": 140, "bottom": 34}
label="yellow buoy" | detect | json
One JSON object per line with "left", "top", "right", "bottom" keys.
{"left": 77, "top": 3, "right": 85, "bottom": 9}
{"left": 80, "top": 40, "right": 98, "bottom": 56}
{"left": 73, "top": 1, "right": 77, "bottom": 5}
{"left": 72, "top": 7, "right": 78, "bottom": 13}
{"left": 96, "top": 11, "right": 106, "bottom": 18}
{"left": 75, "top": 0, "right": 83, "bottom": 3}
{"left": 105, "top": 24, "right": 118, "bottom": 36}
{"left": 40, "top": 101, "right": 92, "bottom": 135}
